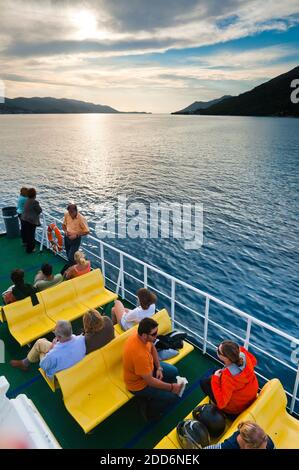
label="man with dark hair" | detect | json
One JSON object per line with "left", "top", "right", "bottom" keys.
{"left": 34, "top": 263, "right": 63, "bottom": 291}
{"left": 10, "top": 269, "right": 38, "bottom": 305}
{"left": 123, "top": 317, "right": 183, "bottom": 420}
{"left": 62, "top": 204, "right": 89, "bottom": 265}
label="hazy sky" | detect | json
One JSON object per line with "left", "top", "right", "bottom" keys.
{"left": 1, "top": 0, "right": 299, "bottom": 112}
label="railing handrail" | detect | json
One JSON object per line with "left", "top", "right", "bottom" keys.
{"left": 38, "top": 208, "right": 299, "bottom": 346}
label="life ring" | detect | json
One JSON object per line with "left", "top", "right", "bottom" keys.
{"left": 47, "top": 223, "right": 63, "bottom": 253}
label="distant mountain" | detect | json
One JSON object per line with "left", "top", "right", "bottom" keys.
{"left": 172, "top": 95, "right": 232, "bottom": 114}
{"left": 195, "top": 66, "right": 299, "bottom": 117}
{"left": 0, "top": 97, "right": 120, "bottom": 114}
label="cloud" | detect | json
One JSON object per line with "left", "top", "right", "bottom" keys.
{"left": 1, "top": 0, "right": 299, "bottom": 111}
{"left": 1, "top": 0, "right": 299, "bottom": 59}
{"left": 4, "top": 38, "right": 178, "bottom": 58}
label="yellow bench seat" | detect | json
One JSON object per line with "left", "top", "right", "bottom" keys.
{"left": 71, "top": 269, "right": 118, "bottom": 310}
{"left": 39, "top": 281, "right": 88, "bottom": 323}
{"left": 54, "top": 309, "right": 194, "bottom": 432}
{"left": 2, "top": 296, "right": 56, "bottom": 346}
{"left": 56, "top": 348, "right": 129, "bottom": 433}
{"left": 155, "top": 379, "right": 299, "bottom": 449}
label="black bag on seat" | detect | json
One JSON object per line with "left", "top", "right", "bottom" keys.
{"left": 155, "top": 330, "right": 187, "bottom": 350}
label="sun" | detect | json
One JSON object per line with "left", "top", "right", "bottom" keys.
{"left": 71, "top": 9, "right": 98, "bottom": 39}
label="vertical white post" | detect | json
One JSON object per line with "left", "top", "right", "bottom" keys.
{"left": 290, "top": 364, "right": 299, "bottom": 414}
{"left": 144, "top": 265, "right": 148, "bottom": 289}
{"left": 244, "top": 318, "right": 252, "bottom": 350}
{"left": 115, "top": 269, "right": 121, "bottom": 295}
{"left": 171, "top": 278, "right": 175, "bottom": 328}
{"left": 203, "top": 296, "right": 210, "bottom": 354}
{"left": 100, "top": 243, "right": 105, "bottom": 284}
{"left": 120, "top": 253, "right": 125, "bottom": 299}
{"left": 39, "top": 213, "right": 46, "bottom": 252}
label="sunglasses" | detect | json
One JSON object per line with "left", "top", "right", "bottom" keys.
{"left": 148, "top": 330, "right": 158, "bottom": 337}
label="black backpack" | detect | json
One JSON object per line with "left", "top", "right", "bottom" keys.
{"left": 155, "top": 330, "right": 187, "bottom": 351}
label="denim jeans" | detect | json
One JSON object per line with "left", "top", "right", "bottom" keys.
{"left": 64, "top": 235, "right": 81, "bottom": 264}
{"left": 132, "top": 362, "right": 180, "bottom": 417}
{"left": 199, "top": 367, "right": 217, "bottom": 403}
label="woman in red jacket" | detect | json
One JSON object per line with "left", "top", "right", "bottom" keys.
{"left": 199, "top": 340, "right": 259, "bottom": 416}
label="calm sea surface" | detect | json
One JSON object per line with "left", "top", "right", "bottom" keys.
{"left": 0, "top": 114, "right": 298, "bottom": 385}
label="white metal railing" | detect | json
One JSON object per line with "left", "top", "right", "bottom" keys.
{"left": 1, "top": 198, "right": 299, "bottom": 414}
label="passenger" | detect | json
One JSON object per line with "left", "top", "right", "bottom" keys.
{"left": 16, "top": 187, "right": 28, "bottom": 245}
{"left": 199, "top": 340, "right": 259, "bottom": 417}
{"left": 123, "top": 317, "right": 183, "bottom": 420}
{"left": 205, "top": 421, "right": 275, "bottom": 449}
{"left": 112, "top": 288, "right": 157, "bottom": 331}
{"left": 34, "top": 263, "right": 63, "bottom": 291}
{"left": 62, "top": 203, "right": 89, "bottom": 266}
{"left": 3, "top": 269, "right": 38, "bottom": 305}
{"left": 10, "top": 320, "right": 86, "bottom": 379}
{"left": 83, "top": 309, "right": 115, "bottom": 354}
{"left": 21, "top": 188, "right": 42, "bottom": 254}
{"left": 63, "top": 251, "right": 91, "bottom": 280}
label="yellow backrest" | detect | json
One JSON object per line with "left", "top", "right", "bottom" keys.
{"left": 56, "top": 348, "right": 106, "bottom": 399}
{"left": 39, "top": 280, "right": 77, "bottom": 310}
{"left": 71, "top": 269, "right": 104, "bottom": 295}
{"left": 154, "top": 308, "right": 172, "bottom": 335}
{"left": 3, "top": 296, "right": 46, "bottom": 326}
{"left": 249, "top": 379, "right": 287, "bottom": 425}
{"left": 101, "top": 329, "right": 133, "bottom": 390}
{"left": 219, "top": 379, "right": 286, "bottom": 442}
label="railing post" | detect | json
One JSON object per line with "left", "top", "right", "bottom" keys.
{"left": 120, "top": 253, "right": 125, "bottom": 300}
{"left": 290, "top": 364, "right": 299, "bottom": 414}
{"left": 244, "top": 318, "right": 252, "bottom": 350}
{"left": 203, "top": 296, "right": 210, "bottom": 354}
{"left": 144, "top": 265, "right": 148, "bottom": 289}
{"left": 171, "top": 278, "right": 175, "bottom": 328}
{"left": 116, "top": 269, "right": 121, "bottom": 295}
{"left": 39, "top": 213, "right": 47, "bottom": 252}
{"left": 100, "top": 242, "right": 105, "bottom": 283}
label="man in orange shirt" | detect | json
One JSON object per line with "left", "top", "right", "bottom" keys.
{"left": 123, "top": 317, "right": 183, "bottom": 420}
{"left": 62, "top": 204, "right": 89, "bottom": 265}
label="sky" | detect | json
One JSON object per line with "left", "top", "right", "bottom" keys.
{"left": 0, "top": 0, "right": 299, "bottom": 113}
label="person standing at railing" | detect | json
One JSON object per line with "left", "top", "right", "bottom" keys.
{"left": 16, "top": 187, "right": 28, "bottom": 245}
{"left": 199, "top": 340, "right": 259, "bottom": 417}
{"left": 62, "top": 204, "right": 89, "bottom": 267}
{"left": 21, "top": 188, "right": 42, "bottom": 254}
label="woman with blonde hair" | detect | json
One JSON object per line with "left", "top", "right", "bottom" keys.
{"left": 111, "top": 288, "right": 157, "bottom": 331}
{"left": 83, "top": 309, "right": 114, "bottom": 354}
{"left": 63, "top": 250, "right": 91, "bottom": 280}
{"left": 205, "top": 421, "right": 275, "bottom": 449}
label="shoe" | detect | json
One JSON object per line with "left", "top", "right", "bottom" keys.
{"left": 10, "top": 360, "right": 30, "bottom": 372}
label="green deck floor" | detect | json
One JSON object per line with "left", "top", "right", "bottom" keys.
{"left": 0, "top": 234, "right": 216, "bottom": 449}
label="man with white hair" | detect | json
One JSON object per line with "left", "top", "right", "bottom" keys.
{"left": 10, "top": 320, "right": 86, "bottom": 379}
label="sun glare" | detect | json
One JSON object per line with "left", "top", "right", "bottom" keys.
{"left": 71, "top": 9, "right": 98, "bottom": 39}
